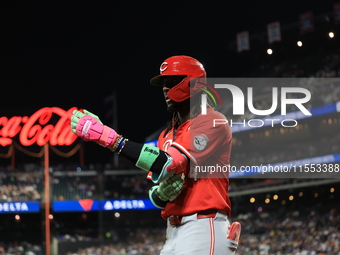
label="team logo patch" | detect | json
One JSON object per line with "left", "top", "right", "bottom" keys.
{"left": 194, "top": 134, "right": 209, "bottom": 151}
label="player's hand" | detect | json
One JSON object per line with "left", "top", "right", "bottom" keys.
{"left": 70, "top": 109, "right": 118, "bottom": 149}
{"left": 156, "top": 174, "right": 185, "bottom": 202}
{"left": 71, "top": 109, "right": 103, "bottom": 134}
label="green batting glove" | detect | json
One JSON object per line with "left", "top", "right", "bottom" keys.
{"left": 155, "top": 174, "right": 185, "bottom": 202}
{"left": 149, "top": 185, "right": 167, "bottom": 209}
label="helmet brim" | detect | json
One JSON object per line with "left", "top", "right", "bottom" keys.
{"left": 150, "top": 74, "right": 188, "bottom": 86}
{"left": 150, "top": 75, "right": 162, "bottom": 86}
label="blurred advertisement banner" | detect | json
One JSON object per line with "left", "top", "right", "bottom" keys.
{"left": 236, "top": 31, "right": 250, "bottom": 53}
{"left": 299, "top": 11, "right": 314, "bottom": 35}
{"left": 267, "top": 21, "right": 281, "bottom": 44}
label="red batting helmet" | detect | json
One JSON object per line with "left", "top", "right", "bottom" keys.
{"left": 150, "top": 55, "right": 207, "bottom": 102}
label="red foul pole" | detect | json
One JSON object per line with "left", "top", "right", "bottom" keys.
{"left": 44, "top": 144, "right": 50, "bottom": 255}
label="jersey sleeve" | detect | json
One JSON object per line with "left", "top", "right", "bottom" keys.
{"left": 189, "top": 111, "right": 232, "bottom": 167}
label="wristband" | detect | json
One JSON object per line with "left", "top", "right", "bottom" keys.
{"left": 110, "top": 135, "right": 122, "bottom": 152}
{"left": 117, "top": 138, "right": 129, "bottom": 154}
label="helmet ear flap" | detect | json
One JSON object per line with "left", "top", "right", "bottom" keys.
{"left": 167, "top": 76, "right": 192, "bottom": 102}
{"left": 189, "top": 78, "right": 207, "bottom": 97}
{"left": 189, "top": 78, "right": 197, "bottom": 88}
{"left": 189, "top": 77, "right": 207, "bottom": 89}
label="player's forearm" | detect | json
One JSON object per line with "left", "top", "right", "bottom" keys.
{"left": 120, "top": 141, "right": 188, "bottom": 183}
{"left": 119, "top": 140, "right": 168, "bottom": 175}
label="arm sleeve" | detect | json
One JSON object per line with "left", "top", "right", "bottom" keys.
{"left": 119, "top": 140, "right": 168, "bottom": 175}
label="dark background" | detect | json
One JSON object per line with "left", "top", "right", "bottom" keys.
{"left": 1, "top": 0, "right": 339, "bottom": 164}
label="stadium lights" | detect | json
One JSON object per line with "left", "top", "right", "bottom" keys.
{"left": 297, "top": 41, "right": 303, "bottom": 47}
{"left": 250, "top": 197, "right": 255, "bottom": 203}
{"left": 267, "top": 48, "right": 273, "bottom": 55}
{"left": 265, "top": 198, "right": 270, "bottom": 204}
{"left": 15, "top": 214, "right": 20, "bottom": 221}
{"left": 330, "top": 187, "right": 335, "bottom": 193}
{"left": 49, "top": 214, "right": 54, "bottom": 220}
{"left": 289, "top": 195, "right": 294, "bottom": 201}
{"left": 314, "top": 193, "right": 319, "bottom": 198}
{"left": 114, "top": 212, "right": 120, "bottom": 218}
{"left": 329, "top": 32, "right": 335, "bottom": 38}
{"left": 273, "top": 195, "right": 278, "bottom": 200}
{"left": 299, "top": 192, "right": 303, "bottom": 197}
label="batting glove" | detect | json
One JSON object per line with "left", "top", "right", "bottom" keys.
{"left": 70, "top": 109, "right": 118, "bottom": 149}
{"left": 156, "top": 174, "right": 185, "bottom": 202}
{"left": 149, "top": 174, "right": 185, "bottom": 209}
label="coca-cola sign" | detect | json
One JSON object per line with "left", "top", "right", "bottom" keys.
{"left": 0, "top": 107, "right": 78, "bottom": 147}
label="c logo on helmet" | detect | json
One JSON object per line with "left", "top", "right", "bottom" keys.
{"left": 160, "top": 62, "right": 168, "bottom": 73}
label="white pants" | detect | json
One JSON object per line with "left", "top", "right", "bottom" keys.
{"left": 160, "top": 212, "right": 238, "bottom": 255}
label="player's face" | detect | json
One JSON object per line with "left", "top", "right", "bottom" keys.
{"left": 162, "top": 75, "right": 186, "bottom": 112}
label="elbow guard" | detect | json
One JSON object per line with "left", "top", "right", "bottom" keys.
{"left": 134, "top": 144, "right": 188, "bottom": 183}
{"left": 164, "top": 146, "right": 187, "bottom": 174}
{"left": 150, "top": 146, "right": 188, "bottom": 183}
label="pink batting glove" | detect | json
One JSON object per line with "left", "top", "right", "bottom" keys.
{"left": 71, "top": 110, "right": 117, "bottom": 148}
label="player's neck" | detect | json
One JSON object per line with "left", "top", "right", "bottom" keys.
{"left": 177, "top": 99, "right": 204, "bottom": 124}
{"left": 174, "top": 98, "right": 191, "bottom": 125}
{"left": 177, "top": 110, "right": 190, "bottom": 125}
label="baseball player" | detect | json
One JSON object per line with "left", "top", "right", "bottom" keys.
{"left": 70, "top": 55, "right": 241, "bottom": 254}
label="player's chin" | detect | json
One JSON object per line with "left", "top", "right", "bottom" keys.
{"left": 166, "top": 101, "right": 179, "bottom": 112}
{"left": 166, "top": 105, "right": 175, "bottom": 113}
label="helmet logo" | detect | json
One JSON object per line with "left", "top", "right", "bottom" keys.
{"left": 160, "top": 62, "right": 168, "bottom": 73}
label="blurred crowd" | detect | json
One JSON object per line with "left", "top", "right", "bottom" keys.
{"left": 236, "top": 207, "right": 340, "bottom": 255}
{"left": 61, "top": 228, "right": 165, "bottom": 255}
{"left": 3, "top": 205, "right": 336, "bottom": 255}
{"left": 0, "top": 172, "right": 42, "bottom": 202}
{"left": 52, "top": 175, "right": 98, "bottom": 201}
{"left": 0, "top": 241, "right": 42, "bottom": 255}
{"left": 57, "top": 205, "right": 340, "bottom": 255}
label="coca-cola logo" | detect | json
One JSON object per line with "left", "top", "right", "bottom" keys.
{"left": 0, "top": 107, "right": 78, "bottom": 147}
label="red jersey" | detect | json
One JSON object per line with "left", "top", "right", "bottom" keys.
{"left": 157, "top": 108, "right": 232, "bottom": 219}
